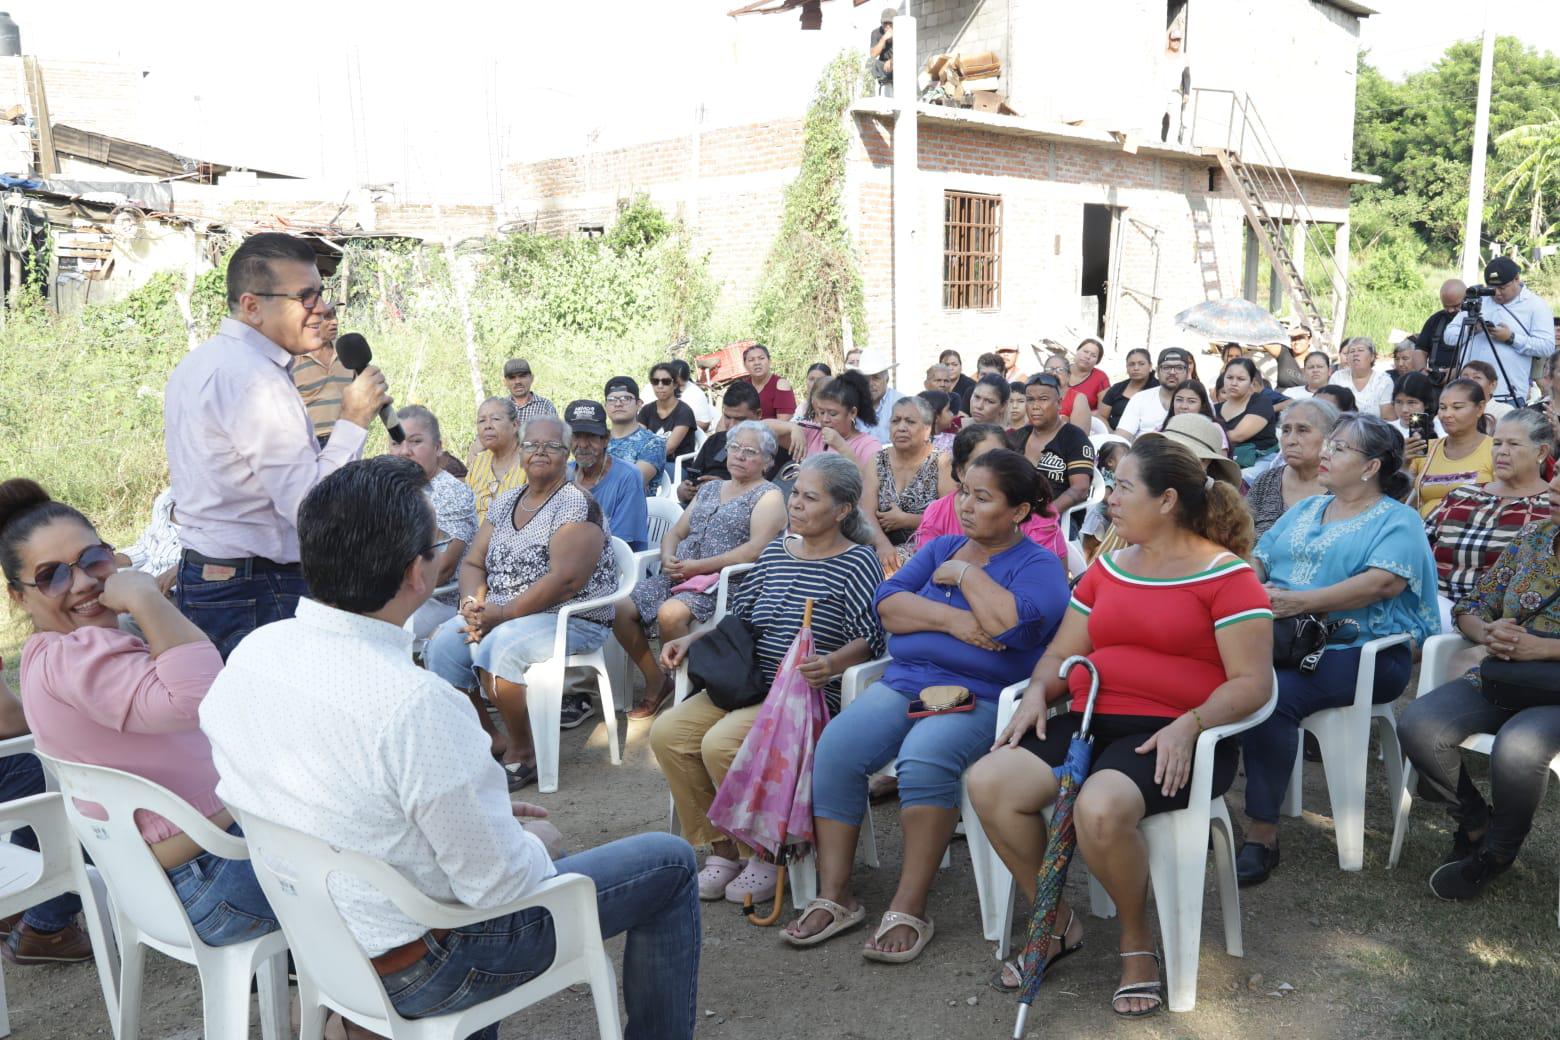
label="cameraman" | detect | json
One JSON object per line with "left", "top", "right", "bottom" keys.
{"left": 1442, "top": 257, "right": 1555, "bottom": 405}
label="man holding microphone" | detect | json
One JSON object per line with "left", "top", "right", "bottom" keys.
{"left": 164, "top": 233, "right": 392, "bottom": 658}
{"left": 1442, "top": 257, "right": 1555, "bottom": 405}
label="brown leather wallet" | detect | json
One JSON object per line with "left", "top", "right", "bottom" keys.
{"left": 370, "top": 929, "right": 450, "bottom": 976}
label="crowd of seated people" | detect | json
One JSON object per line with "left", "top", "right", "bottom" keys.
{"left": 12, "top": 258, "right": 1560, "bottom": 1035}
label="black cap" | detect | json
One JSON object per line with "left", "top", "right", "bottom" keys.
{"left": 604, "top": 376, "right": 640, "bottom": 399}
{"left": 503, "top": 358, "right": 532, "bottom": 377}
{"left": 1484, "top": 256, "right": 1521, "bottom": 287}
{"left": 1157, "top": 347, "right": 1193, "bottom": 367}
{"left": 564, "top": 399, "right": 609, "bottom": 436}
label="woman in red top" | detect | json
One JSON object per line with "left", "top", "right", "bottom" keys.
{"left": 968, "top": 437, "right": 1272, "bottom": 1018}
{"left": 1069, "top": 338, "right": 1111, "bottom": 410}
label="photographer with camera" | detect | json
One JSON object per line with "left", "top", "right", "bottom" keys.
{"left": 1441, "top": 258, "right": 1556, "bottom": 406}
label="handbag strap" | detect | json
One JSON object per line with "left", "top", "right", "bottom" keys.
{"left": 1410, "top": 438, "right": 1443, "bottom": 505}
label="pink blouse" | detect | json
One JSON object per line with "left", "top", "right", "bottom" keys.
{"left": 912, "top": 492, "right": 1068, "bottom": 562}
{"left": 805, "top": 427, "right": 883, "bottom": 469}
{"left": 20, "top": 626, "right": 225, "bottom": 843}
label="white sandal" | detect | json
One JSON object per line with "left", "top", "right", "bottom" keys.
{"left": 861, "top": 910, "right": 935, "bottom": 964}
{"left": 781, "top": 898, "right": 866, "bottom": 948}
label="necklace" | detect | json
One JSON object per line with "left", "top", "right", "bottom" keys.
{"left": 517, "top": 481, "right": 562, "bottom": 514}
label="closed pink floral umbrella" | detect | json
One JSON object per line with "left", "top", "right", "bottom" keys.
{"left": 708, "top": 599, "right": 828, "bottom": 925}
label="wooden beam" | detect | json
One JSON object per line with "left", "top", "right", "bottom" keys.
{"left": 21, "top": 57, "right": 57, "bottom": 176}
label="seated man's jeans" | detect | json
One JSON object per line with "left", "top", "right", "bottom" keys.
{"left": 0, "top": 753, "right": 80, "bottom": 932}
{"left": 379, "top": 832, "right": 699, "bottom": 1040}
{"left": 176, "top": 559, "right": 309, "bottom": 661}
{"left": 166, "top": 823, "right": 280, "bottom": 947}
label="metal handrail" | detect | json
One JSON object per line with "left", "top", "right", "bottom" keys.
{"left": 1188, "top": 87, "right": 1350, "bottom": 321}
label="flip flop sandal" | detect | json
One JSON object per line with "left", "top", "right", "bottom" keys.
{"left": 503, "top": 761, "right": 538, "bottom": 791}
{"left": 698, "top": 856, "right": 744, "bottom": 901}
{"left": 1111, "top": 950, "right": 1164, "bottom": 1018}
{"left": 989, "top": 910, "right": 1084, "bottom": 992}
{"left": 861, "top": 911, "right": 935, "bottom": 964}
{"left": 781, "top": 898, "right": 867, "bottom": 948}
{"left": 724, "top": 859, "right": 779, "bottom": 904}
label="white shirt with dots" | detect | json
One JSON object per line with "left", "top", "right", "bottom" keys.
{"left": 200, "top": 597, "right": 555, "bottom": 955}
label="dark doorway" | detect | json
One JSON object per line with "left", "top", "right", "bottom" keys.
{"left": 1081, "top": 204, "right": 1114, "bottom": 338}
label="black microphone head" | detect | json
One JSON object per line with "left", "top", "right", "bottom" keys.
{"left": 336, "top": 332, "right": 372, "bottom": 372}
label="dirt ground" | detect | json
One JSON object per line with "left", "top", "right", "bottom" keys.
{"left": 4, "top": 681, "right": 1559, "bottom": 1040}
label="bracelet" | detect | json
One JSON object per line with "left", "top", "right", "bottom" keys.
{"left": 957, "top": 562, "right": 974, "bottom": 587}
{"left": 1187, "top": 707, "right": 1206, "bottom": 734}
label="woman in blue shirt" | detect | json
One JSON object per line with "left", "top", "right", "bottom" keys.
{"left": 782, "top": 449, "right": 1070, "bottom": 962}
{"left": 1237, "top": 413, "right": 1440, "bottom": 884}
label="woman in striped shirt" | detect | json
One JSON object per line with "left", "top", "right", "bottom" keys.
{"left": 652, "top": 454, "right": 886, "bottom": 907}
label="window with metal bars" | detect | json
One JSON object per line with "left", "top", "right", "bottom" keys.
{"left": 943, "top": 191, "right": 1002, "bottom": 309}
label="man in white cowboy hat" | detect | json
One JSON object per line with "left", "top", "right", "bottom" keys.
{"left": 847, "top": 348, "right": 902, "bottom": 443}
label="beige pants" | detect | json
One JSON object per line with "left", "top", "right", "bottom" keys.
{"left": 649, "top": 692, "right": 762, "bottom": 856}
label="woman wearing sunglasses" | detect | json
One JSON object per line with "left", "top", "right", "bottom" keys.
{"left": 639, "top": 362, "right": 698, "bottom": 461}
{"left": 0, "top": 478, "right": 280, "bottom": 954}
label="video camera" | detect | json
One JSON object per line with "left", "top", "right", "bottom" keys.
{"left": 1461, "top": 284, "right": 1497, "bottom": 315}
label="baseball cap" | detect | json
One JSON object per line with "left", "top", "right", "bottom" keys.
{"left": 880, "top": 7, "right": 897, "bottom": 22}
{"left": 1484, "top": 256, "right": 1521, "bottom": 287}
{"left": 604, "top": 376, "right": 640, "bottom": 399}
{"left": 1289, "top": 325, "right": 1312, "bottom": 339}
{"left": 564, "top": 399, "right": 609, "bottom": 437}
{"left": 1156, "top": 347, "right": 1193, "bottom": 368}
{"left": 502, "top": 358, "right": 532, "bottom": 377}
{"left": 850, "top": 348, "right": 897, "bottom": 376}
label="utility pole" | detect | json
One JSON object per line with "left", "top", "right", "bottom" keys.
{"left": 1461, "top": 22, "right": 1495, "bottom": 283}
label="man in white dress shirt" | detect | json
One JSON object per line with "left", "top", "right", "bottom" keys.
{"left": 200, "top": 457, "right": 700, "bottom": 1040}
{"left": 164, "top": 232, "right": 391, "bottom": 659}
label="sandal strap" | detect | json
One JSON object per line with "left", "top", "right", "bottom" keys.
{"left": 1112, "top": 982, "right": 1164, "bottom": 1000}
{"left": 1119, "top": 950, "right": 1160, "bottom": 961}
{"left": 1049, "top": 907, "right": 1077, "bottom": 942}
{"left": 801, "top": 898, "right": 852, "bottom": 924}
{"left": 873, "top": 910, "right": 931, "bottom": 943}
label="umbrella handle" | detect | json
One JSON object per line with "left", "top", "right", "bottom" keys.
{"left": 1058, "top": 655, "right": 1101, "bottom": 738}
{"left": 802, "top": 598, "right": 814, "bottom": 629}
{"left": 742, "top": 863, "right": 788, "bottom": 927}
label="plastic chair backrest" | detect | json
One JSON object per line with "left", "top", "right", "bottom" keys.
{"left": 36, "top": 754, "right": 233, "bottom": 951}
{"left": 645, "top": 497, "right": 682, "bottom": 551}
{"left": 230, "top": 808, "right": 409, "bottom": 1022}
{"left": 606, "top": 537, "right": 637, "bottom": 601}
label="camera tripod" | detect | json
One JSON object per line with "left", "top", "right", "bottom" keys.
{"left": 1430, "top": 296, "right": 1527, "bottom": 410}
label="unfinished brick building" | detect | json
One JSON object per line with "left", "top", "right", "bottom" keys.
{"left": 505, "top": 0, "right": 1374, "bottom": 378}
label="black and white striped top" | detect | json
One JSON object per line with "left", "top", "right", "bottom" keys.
{"left": 729, "top": 535, "right": 887, "bottom": 713}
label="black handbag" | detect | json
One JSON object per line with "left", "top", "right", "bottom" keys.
{"left": 1479, "top": 587, "right": 1560, "bottom": 711}
{"left": 1272, "top": 614, "right": 1329, "bottom": 674}
{"left": 687, "top": 614, "right": 768, "bottom": 711}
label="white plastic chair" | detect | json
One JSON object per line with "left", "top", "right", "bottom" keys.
{"left": 404, "top": 582, "right": 459, "bottom": 661}
{"left": 231, "top": 808, "right": 623, "bottom": 1040}
{"left": 972, "top": 676, "right": 1278, "bottom": 1012}
{"left": 634, "top": 497, "right": 686, "bottom": 578}
{"left": 529, "top": 536, "right": 641, "bottom": 794}
{"left": 1387, "top": 634, "right": 1560, "bottom": 924}
{"left": 36, "top": 752, "right": 290, "bottom": 1040}
{"left": 670, "top": 428, "right": 708, "bottom": 490}
{"left": 0, "top": 737, "right": 118, "bottom": 1039}
{"left": 1279, "top": 633, "right": 1412, "bottom": 870}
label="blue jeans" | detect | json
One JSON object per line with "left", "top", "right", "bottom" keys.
{"left": 175, "top": 558, "right": 309, "bottom": 661}
{"left": 1242, "top": 644, "right": 1413, "bottom": 823}
{"left": 812, "top": 681, "right": 1000, "bottom": 824}
{"left": 426, "top": 612, "right": 609, "bottom": 691}
{"left": 379, "top": 832, "right": 699, "bottom": 1040}
{"left": 167, "top": 823, "right": 279, "bottom": 947}
{"left": 0, "top": 754, "right": 80, "bottom": 932}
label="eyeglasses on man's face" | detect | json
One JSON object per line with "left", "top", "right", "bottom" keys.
{"left": 522, "top": 440, "right": 569, "bottom": 455}
{"left": 252, "top": 286, "right": 332, "bottom": 311}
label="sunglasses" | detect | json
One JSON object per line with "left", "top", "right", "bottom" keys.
{"left": 14, "top": 543, "right": 117, "bottom": 598}
{"left": 650, "top": 377, "right": 675, "bottom": 386}
{"left": 1025, "top": 374, "right": 1063, "bottom": 391}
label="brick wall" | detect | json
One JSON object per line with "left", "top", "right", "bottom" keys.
{"left": 912, "top": 0, "right": 1009, "bottom": 76}
{"left": 0, "top": 57, "right": 145, "bottom": 140}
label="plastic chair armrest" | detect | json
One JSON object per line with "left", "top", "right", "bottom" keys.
{"left": 634, "top": 549, "right": 660, "bottom": 579}
{"left": 1353, "top": 633, "right": 1412, "bottom": 710}
{"left": 714, "top": 562, "right": 756, "bottom": 618}
{"left": 1415, "top": 634, "right": 1477, "bottom": 699}
{"left": 993, "top": 681, "right": 1027, "bottom": 734}
{"left": 1188, "top": 680, "right": 1279, "bottom": 806}
{"left": 378, "top": 871, "right": 601, "bottom": 964}
{"left": 840, "top": 657, "right": 891, "bottom": 711}
{"left": 0, "top": 734, "right": 35, "bottom": 761}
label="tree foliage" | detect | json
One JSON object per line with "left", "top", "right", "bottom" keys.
{"left": 1353, "top": 37, "right": 1560, "bottom": 262}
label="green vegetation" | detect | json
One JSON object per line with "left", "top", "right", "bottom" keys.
{"left": 749, "top": 51, "right": 869, "bottom": 379}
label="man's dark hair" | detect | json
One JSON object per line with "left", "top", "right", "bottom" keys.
{"left": 722, "top": 380, "right": 762, "bottom": 411}
{"left": 226, "top": 233, "right": 318, "bottom": 311}
{"left": 298, "top": 457, "right": 436, "bottom": 614}
{"left": 976, "top": 352, "right": 1005, "bottom": 372}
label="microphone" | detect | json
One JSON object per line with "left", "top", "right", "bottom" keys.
{"left": 334, "top": 332, "right": 404, "bottom": 443}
